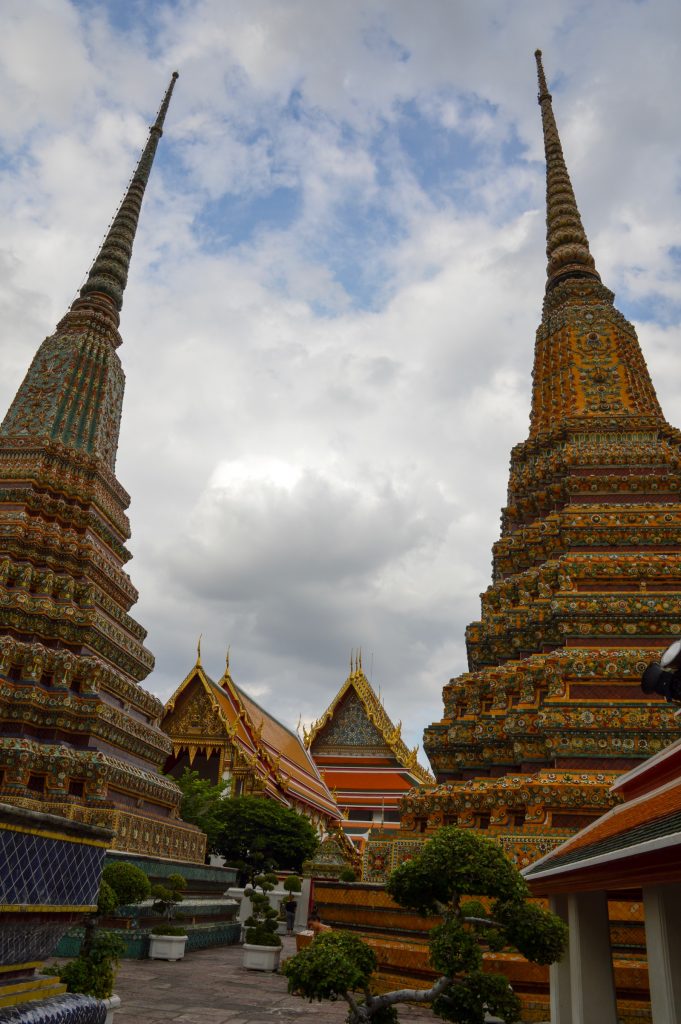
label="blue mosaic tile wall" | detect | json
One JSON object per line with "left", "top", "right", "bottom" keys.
{"left": 0, "top": 994, "right": 106, "bottom": 1024}
{"left": 0, "top": 829, "right": 105, "bottom": 908}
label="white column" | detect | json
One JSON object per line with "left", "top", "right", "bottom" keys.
{"left": 549, "top": 895, "right": 572, "bottom": 1024}
{"left": 643, "top": 883, "right": 681, "bottom": 1023}
{"left": 567, "top": 890, "right": 618, "bottom": 1024}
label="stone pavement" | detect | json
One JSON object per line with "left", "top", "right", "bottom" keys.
{"left": 111, "top": 937, "right": 435, "bottom": 1024}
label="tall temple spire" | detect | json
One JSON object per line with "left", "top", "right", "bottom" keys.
{"left": 75, "top": 71, "right": 179, "bottom": 324}
{"left": 0, "top": 72, "right": 180, "bottom": 464}
{"left": 0, "top": 70, "right": 204, "bottom": 862}
{"left": 534, "top": 50, "right": 600, "bottom": 294}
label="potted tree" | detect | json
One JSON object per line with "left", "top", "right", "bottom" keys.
{"left": 149, "top": 873, "right": 188, "bottom": 961}
{"left": 242, "top": 873, "right": 282, "bottom": 971}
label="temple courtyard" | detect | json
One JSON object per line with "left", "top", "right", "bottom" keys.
{"left": 75, "top": 939, "right": 436, "bottom": 1024}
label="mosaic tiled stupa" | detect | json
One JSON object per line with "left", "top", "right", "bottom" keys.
{"left": 0, "top": 73, "right": 204, "bottom": 863}
{"left": 409, "top": 51, "right": 681, "bottom": 869}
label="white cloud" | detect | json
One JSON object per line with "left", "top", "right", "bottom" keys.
{"left": 0, "top": 0, "right": 680, "bottom": 757}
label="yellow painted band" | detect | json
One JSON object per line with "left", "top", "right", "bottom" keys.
{"left": 0, "top": 904, "right": 96, "bottom": 913}
{"left": 0, "top": 822, "right": 109, "bottom": 848}
{"left": 0, "top": 984, "right": 66, "bottom": 1007}
{"left": 0, "top": 962, "right": 41, "bottom": 973}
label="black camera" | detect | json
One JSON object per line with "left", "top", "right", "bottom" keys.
{"left": 641, "top": 639, "right": 681, "bottom": 704}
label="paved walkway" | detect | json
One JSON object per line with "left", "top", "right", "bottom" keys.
{"left": 112, "top": 938, "right": 434, "bottom": 1024}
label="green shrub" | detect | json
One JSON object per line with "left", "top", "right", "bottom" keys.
{"left": 244, "top": 874, "right": 282, "bottom": 948}
{"left": 151, "top": 873, "right": 187, "bottom": 920}
{"left": 150, "top": 925, "right": 187, "bottom": 936}
{"left": 339, "top": 867, "right": 356, "bottom": 882}
{"left": 57, "top": 931, "right": 125, "bottom": 999}
{"left": 101, "top": 862, "right": 151, "bottom": 907}
{"left": 283, "top": 875, "right": 302, "bottom": 893}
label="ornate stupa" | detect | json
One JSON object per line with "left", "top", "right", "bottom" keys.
{"left": 0, "top": 73, "right": 205, "bottom": 863}
{"left": 413, "top": 51, "right": 681, "bottom": 868}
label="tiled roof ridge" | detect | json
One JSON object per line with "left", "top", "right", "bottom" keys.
{"left": 304, "top": 662, "right": 433, "bottom": 784}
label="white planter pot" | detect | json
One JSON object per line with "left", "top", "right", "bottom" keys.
{"left": 242, "top": 943, "right": 282, "bottom": 971}
{"left": 148, "top": 933, "right": 188, "bottom": 961}
{"left": 103, "top": 994, "right": 121, "bottom": 1024}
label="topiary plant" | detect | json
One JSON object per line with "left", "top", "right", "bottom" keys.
{"left": 339, "top": 867, "right": 357, "bottom": 883}
{"left": 283, "top": 875, "right": 302, "bottom": 893}
{"left": 244, "top": 874, "right": 282, "bottom": 948}
{"left": 151, "top": 873, "right": 187, "bottom": 921}
{"left": 284, "top": 826, "right": 568, "bottom": 1024}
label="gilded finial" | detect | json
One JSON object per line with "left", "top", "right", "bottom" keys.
{"left": 225, "top": 644, "right": 230, "bottom": 673}
{"left": 196, "top": 633, "right": 202, "bottom": 667}
{"left": 358, "top": 648, "right": 362, "bottom": 671}
{"left": 534, "top": 50, "right": 601, "bottom": 295}
{"left": 75, "top": 71, "right": 180, "bottom": 323}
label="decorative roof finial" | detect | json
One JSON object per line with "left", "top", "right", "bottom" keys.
{"left": 196, "top": 633, "right": 202, "bottom": 667}
{"left": 74, "top": 71, "right": 180, "bottom": 324}
{"left": 225, "top": 644, "right": 231, "bottom": 673}
{"left": 534, "top": 51, "right": 601, "bottom": 294}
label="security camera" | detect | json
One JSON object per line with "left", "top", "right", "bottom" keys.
{"left": 641, "top": 639, "right": 681, "bottom": 704}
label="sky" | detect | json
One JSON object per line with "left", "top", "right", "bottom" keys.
{"left": 0, "top": 0, "right": 680, "bottom": 760}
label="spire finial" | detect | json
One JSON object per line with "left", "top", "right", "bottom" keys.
{"left": 74, "top": 71, "right": 180, "bottom": 324}
{"left": 225, "top": 644, "right": 231, "bottom": 672}
{"left": 196, "top": 633, "right": 202, "bottom": 667}
{"left": 534, "top": 51, "right": 601, "bottom": 294}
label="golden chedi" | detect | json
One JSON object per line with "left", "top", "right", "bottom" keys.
{"left": 412, "top": 52, "right": 681, "bottom": 869}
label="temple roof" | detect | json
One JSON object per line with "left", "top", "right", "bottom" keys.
{"left": 164, "top": 653, "right": 340, "bottom": 821}
{"left": 524, "top": 735, "right": 681, "bottom": 893}
{"left": 304, "top": 653, "right": 433, "bottom": 785}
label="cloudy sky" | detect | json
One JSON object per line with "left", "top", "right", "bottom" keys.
{"left": 1, "top": 0, "right": 680, "bottom": 759}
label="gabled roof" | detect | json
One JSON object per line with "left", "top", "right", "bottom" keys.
{"left": 304, "top": 655, "right": 433, "bottom": 785}
{"left": 524, "top": 735, "right": 681, "bottom": 893}
{"left": 164, "top": 654, "right": 340, "bottom": 822}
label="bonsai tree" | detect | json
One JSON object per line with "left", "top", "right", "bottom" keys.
{"left": 55, "top": 862, "right": 151, "bottom": 999}
{"left": 150, "top": 872, "right": 188, "bottom": 937}
{"left": 152, "top": 873, "right": 187, "bottom": 920}
{"left": 283, "top": 826, "right": 568, "bottom": 1024}
{"left": 283, "top": 875, "right": 302, "bottom": 894}
{"left": 244, "top": 873, "right": 282, "bottom": 948}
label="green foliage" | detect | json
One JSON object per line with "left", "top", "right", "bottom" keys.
{"left": 101, "top": 862, "right": 151, "bottom": 907}
{"left": 283, "top": 874, "right": 302, "bottom": 893}
{"left": 428, "top": 920, "right": 482, "bottom": 976}
{"left": 150, "top": 925, "right": 187, "bottom": 936}
{"left": 62, "top": 862, "right": 151, "bottom": 997}
{"left": 218, "top": 797, "right": 319, "bottom": 879}
{"left": 494, "top": 900, "right": 568, "bottom": 966}
{"left": 96, "top": 880, "right": 118, "bottom": 917}
{"left": 386, "top": 826, "right": 527, "bottom": 914}
{"left": 151, "top": 873, "right": 187, "bottom": 920}
{"left": 244, "top": 874, "right": 282, "bottom": 948}
{"left": 432, "top": 971, "right": 521, "bottom": 1024}
{"left": 284, "top": 826, "right": 568, "bottom": 1024}
{"left": 283, "top": 931, "right": 376, "bottom": 1001}
{"left": 339, "top": 867, "right": 357, "bottom": 882}
{"left": 57, "top": 931, "right": 125, "bottom": 999}
{"left": 172, "top": 769, "right": 229, "bottom": 852}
